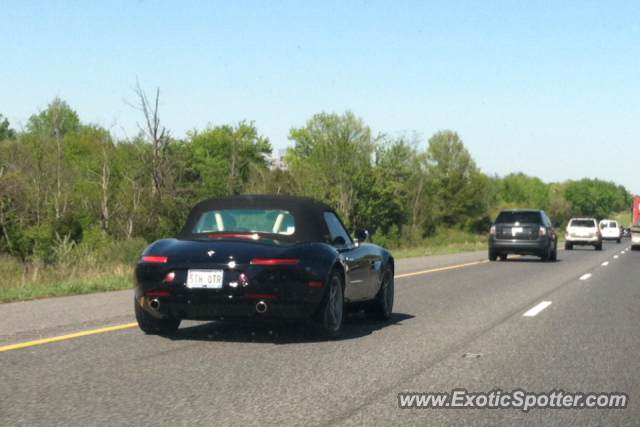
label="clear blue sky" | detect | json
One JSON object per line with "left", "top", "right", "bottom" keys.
{"left": 2, "top": 1, "right": 639, "bottom": 193}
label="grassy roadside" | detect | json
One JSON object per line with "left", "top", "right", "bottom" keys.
{"left": 0, "top": 237, "right": 147, "bottom": 304}
{"left": 0, "top": 275, "right": 133, "bottom": 303}
{"left": 392, "top": 242, "right": 487, "bottom": 258}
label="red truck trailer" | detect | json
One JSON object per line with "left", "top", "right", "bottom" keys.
{"left": 632, "top": 195, "right": 640, "bottom": 250}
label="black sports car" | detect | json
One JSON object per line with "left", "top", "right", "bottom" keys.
{"left": 134, "top": 195, "right": 394, "bottom": 338}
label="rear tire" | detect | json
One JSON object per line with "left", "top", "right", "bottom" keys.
{"left": 499, "top": 254, "right": 508, "bottom": 261}
{"left": 134, "top": 297, "right": 181, "bottom": 336}
{"left": 489, "top": 250, "right": 498, "bottom": 261}
{"left": 565, "top": 243, "right": 573, "bottom": 250}
{"left": 316, "top": 271, "right": 344, "bottom": 339}
{"left": 365, "top": 266, "right": 394, "bottom": 321}
{"left": 540, "top": 244, "right": 550, "bottom": 262}
{"left": 550, "top": 246, "right": 557, "bottom": 261}
{"left": 595, "top": 243, "right": 602, "bottom": 251}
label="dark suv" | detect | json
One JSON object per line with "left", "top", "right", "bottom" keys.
{"left": 488, "top": 209, "right": 559, "bottom": 262}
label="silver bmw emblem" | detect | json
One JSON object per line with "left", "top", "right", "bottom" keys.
{"left": 207, "top": 251, "right": 215, "bottom": 256}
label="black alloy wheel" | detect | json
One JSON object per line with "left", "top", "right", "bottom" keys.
{"left": 366, "top": 266, "right": 394, "bottom": 321}
{"left": 316, "top": 270, "right": 345, "bottom": 339}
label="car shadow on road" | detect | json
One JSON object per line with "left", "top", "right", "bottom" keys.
{"left": 166, "top": 312, "right": 414, "bottom": 345}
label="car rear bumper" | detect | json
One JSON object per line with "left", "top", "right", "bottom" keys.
{"left": 489, "top": 236, "right": 550, "bottom": 256}
{"left": 601, "top": 234, "right": 620, "bottom": 241}
{"left": 136, "top": 293, "right": 321, "bottom": 321}
{"left": 565, "top": 236, "right": 600, "bottom": 245}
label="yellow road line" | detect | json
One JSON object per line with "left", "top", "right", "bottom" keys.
{"left": 395, "top": 260, "right": 489, "bottom": 278}
{"left": 0, "top": 322, "right": 138, "bottom": 353}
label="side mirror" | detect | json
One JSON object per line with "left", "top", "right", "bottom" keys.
{"left": 354, "top": 228, "right": 370, "bottom": 244}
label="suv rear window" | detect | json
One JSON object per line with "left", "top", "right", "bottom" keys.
{"left": 495, "top": 211, "right": 541, "bottom": 224}
{"left": 569, "top": 219, "right": 596, "bottom": 228}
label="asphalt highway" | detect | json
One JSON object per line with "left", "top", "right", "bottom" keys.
{"left": 1, "top": 241, "right": 638, "bottom": 426}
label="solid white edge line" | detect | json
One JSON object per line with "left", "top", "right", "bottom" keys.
{"left": 523, "top": 301, "right": 552, "bottom": 317}
{"left": 580, "top": 274, "right": 592, "bottom": 280}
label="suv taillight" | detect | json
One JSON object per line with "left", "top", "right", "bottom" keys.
{"left": 490, "top": 225, "right": 496, "bottom": 235}
{"left": 539, "top": 225, "right": 547, "bottom": 236}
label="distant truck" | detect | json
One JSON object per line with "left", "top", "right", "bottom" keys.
{"left": 632, "top": 195, "right": 640, "bottom": 250}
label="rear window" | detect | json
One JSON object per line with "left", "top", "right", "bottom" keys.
{"left": 495, "top": 211, "right": 541, "bottom": 224}
{"left": 192, "top": 209, "right": 295, "bottom": 235}
{"left": 569, "top": 219, "right": 596, "bottom": 228}
{"left": 600, "top": 221, "right": 617, "bottom": 229}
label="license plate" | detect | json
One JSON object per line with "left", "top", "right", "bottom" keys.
{"left": 511, "top": 227, "right": 523, "bottom": 235}
{"left": 187, "top": 270, "right": 224, "bottom": 288}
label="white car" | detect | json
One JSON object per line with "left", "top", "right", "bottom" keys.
{"left": 565, "top": 218, "right": 602, "bottom": 250}
{"left": 599, "top": 219, "right": 621, "bottom": 243}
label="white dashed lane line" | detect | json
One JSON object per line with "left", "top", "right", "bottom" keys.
{"left": 602, "top": 262, "right": 609, "bottom": 266}
{"left": 580, "top": 274, "right": 592, "bottom": 280}
{"left": 523, "top": 301, "right": 552, "bottom": 317}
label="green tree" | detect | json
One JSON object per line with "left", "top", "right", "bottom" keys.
{"left": 176, "top": 121, "right": 271, "bottom": 201}
{"left": 0, "top": 114, "right": 16, "bottom": 141}
{"left": 547, "top": 181, "right": 573, "bottom": 225}
{"left": 425, "top": 130, "right": 488, "bottom": 230}
{"left": 497, "top": 173, "right": 550, "bottom": 210}
{"left": 286, "top": 111, "right": 375, "bottom": 227}
{"left": 70, "top": 125, "right": 117, "bottom": 234}
{"left": 24, "top": 98, "right": 81, "bottom": 221}
{"left": 564, "top": 178, "right": 627, "bottom": 219}
{"left": 111, "top": 138, "right": 154, "bottom": 240}
{"left": 363, "top": 137, "right": 414, "bottom": 234}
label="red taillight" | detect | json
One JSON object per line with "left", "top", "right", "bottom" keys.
{"left": 238, "top": 273, "right": 249, "bottom": 284}
{"left": 165, "top": 271, "right": 176, "bottom": 282}
{"left": 309, "top": 281, "right": 323, "bottom": 287}
{"left": 244, "top": 293, "right": 276, "bottom": 299}
{"left": 146, "top": 291, "right": 170, "bottom": 296}
{"left": 142, "top": 255, "right": 168, "bottom": 263}
{"left": 251, "top": 258, "right": 299, "bottom": 265}
{"left": 490, "top": 225, "right": 496, "bottom": 235}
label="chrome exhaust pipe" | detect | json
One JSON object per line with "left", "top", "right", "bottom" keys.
{"left": 256, "top": 301, "right": 267, "bottom": 313}
{"left": 149, "top": 298, "right": 161, "bottom": 311}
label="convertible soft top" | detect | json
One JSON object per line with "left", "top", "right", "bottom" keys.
{"left": 177, "top": 195, "right": 337, "bottom": 244}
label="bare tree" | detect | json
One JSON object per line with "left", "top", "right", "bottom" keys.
{"left": 125, "top": 79, "right": 172, "bottom": 194}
